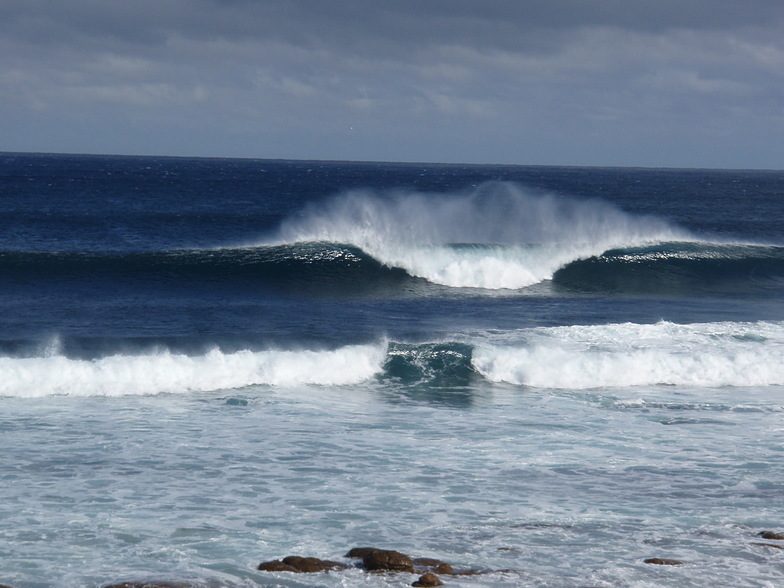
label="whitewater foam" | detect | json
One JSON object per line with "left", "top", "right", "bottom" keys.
{"left": 472, "top": 321, "right": 784, "bottom": 389}
{"left": 0, "top": 344, "right": 387, "bottom": 398}
{"left": 267, "top": 182, "right": 688, "bottom": 289}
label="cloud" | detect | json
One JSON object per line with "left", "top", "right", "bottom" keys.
{"left": 1, "top": 0, "right": 783, "bottom": 167}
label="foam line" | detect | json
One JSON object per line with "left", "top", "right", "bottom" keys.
{"left": 472, "top": 321, "right": 784, "bottom": 388}
{"left": 0, "top": 344, "right": 387, "bottom": 397}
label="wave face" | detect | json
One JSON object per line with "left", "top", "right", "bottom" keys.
{"left": 0, "top": 244, "right": 414, "bottom": 297}
{"left": 553, "top": 242, "right": 784, "bottom": 294}
{"left": 3, "top": 239, "right": 782, "bottom": 301}
{"left": 268, "top": 182, "right": 686, "bottom": 289}
{"left": 3, "top": 321, "right": 782, "bottom": 397}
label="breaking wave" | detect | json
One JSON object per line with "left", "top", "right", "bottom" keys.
{"left": 2, "top": 321, "right": 783, "bottom": 397}
{"left": 0, "top": 343, "right": 386, "bottom": 398}
{"left": 4, "top": 183, "right": 783, "bottom": 295}
{"left": 471, "top": 321, "right": 784, "bottom": 389}
{"left": 266, "top": 181, "right": 687, "bottom": 289}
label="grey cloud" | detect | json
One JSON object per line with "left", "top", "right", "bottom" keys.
{"left": 1, "top": 0, "right": 783, "bottom": 167}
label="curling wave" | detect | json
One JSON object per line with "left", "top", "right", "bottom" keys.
{"left": 3, "top": 242, "right": 783, "bottom": 299}
{"left": 266, "top": 182, "right": 688, "bottom": 289}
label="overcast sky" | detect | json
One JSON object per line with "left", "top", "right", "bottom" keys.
{"left": 2, "top": 0, "right": 783, "bottom": 168}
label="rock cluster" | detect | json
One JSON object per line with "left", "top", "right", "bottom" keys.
{"left": 257, "top": 546, "right": 472, "bottom": 586}
{"left": 3, "top": 530, "right": 784, "bottom": 587}
{"left": 256, "top": 556, "right": 347, "bottom": 573}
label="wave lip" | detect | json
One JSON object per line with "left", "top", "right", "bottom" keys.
{"left": 0, "top": 343, "right": 387, "bottom": 398}
{"left": 266, "top": 182, "right": 687, "bottom": 289}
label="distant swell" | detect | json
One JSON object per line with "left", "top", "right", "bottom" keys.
{"left": 2, "top": 321, "right": 783, "bottom": 397}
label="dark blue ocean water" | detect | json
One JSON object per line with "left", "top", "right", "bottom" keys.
{"left": 1, "top": 153, "right": 784, "bottom": 587}
{"left": 1, "top": 153, "right": 782, "bottom": 355}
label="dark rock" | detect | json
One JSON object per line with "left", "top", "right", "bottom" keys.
{"left": 413, "top": 558, "right": 453, "bottom": 574}
{"left": 257, "top": 556, "right": 346, "bottom": 573}
{"left": 281, "top": 556, "right": 347, "bottom": 572}
{"left": 758, "top": 531, "right": 784, "bottom": 540}
{"left": 257, "top": 560, "right": 299, "bottom": 572}
{"left": 412, "top": 572, "right": 444, "bottom": 587}
{"left": 362, "top": 549, "right": 415, "bottom": 573}
{"left": 345, "top": 546, "right": 382, "bottom": 559}
{"left": 752, "top": 542, "right": 784, "bottom": 550}
{"left": 643, "top": 558, "right": 684, "bottom": 566}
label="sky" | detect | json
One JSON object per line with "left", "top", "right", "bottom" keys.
{"left": 1, "top": 0, "right": 783, "bottom": 168}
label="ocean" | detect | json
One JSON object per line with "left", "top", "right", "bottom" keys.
{"left": 1, "top": 152, "right": 783, "bottom": 587}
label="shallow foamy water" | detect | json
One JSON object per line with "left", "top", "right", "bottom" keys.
{"left": 3, "top": 379, "right": 784, "bottom": 587}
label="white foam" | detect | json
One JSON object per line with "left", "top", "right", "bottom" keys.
{"left": 0, "top": 343, "right": 387, "bottom": 398}
{"left": 268, "top": 182, "right": 687, "bottom": 289}
{"left": 471, "top": 321, "right": 784, "bottom": 388}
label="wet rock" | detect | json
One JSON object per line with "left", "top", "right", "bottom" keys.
{"left": 362, "top": 549, "right": 415, "bottom": 573}
{"left": 256, "top": 560, "right": 299, "bottom": 572}
{"left": 752, "top": 542, "right": 784, "bottom": 550}
{"left": 643, "top": 558, "right": 684, "bottom": 566}
{"left": 412, "top": 572, "right": 444, "bottom": 587}
{"left": 257, "top": 556, "right": 346, "bottom": 573}
{"left": 345, "top": 546, "right": 381, "bottom": 559}
{"left": 758, "top": 531, "right": 784, "bottom": 540}
{"left": 281, "top": 556, "right": 347, "bottom": 572}
{"left": 413, "top": 558, "right": 453, "bottom": 575}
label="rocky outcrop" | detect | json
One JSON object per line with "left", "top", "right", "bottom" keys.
{"left": 758, "top": 531, "right": 784, "bottom": 540}
{"left": 345, "top": 546, "right": 379, "bottom": 559}
{"left": 413, "top": 558, "right": 454, "bottom": 575}
{"left": 412, "top": 572, "right": 444, "bottom": 587}
{"left": 361, "top": 549, "right": 415, "bottom": 573}
{"left": 643, "top": 558, "right": 684, "bottom": 565}
{"left": 257, "top": 545, "right": 525, "bottom": 584}
{"left": 256, "top": 556, "right": 347, "bottom": 573}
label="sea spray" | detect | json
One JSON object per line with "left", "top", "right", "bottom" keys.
{"left": 0, "top": 343, "right": 387, "bottom": 397}
{"left": 269, "top": 182, "right": 688, "bottom": 288}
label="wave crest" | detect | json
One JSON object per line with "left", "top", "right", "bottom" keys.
{"left": 268, "top": 182, "right": 686, "bottom": 289}
{"left": 0, "top": 344, "right": 386, "bottom": 398}
{"left": 472, "top": 321, "right": 784, "bottom": 389}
